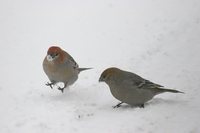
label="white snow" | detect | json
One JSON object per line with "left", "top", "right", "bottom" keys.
{"left": 0, "top": 0, "right": 200, "bottom": 133}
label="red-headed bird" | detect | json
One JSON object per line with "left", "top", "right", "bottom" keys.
{"left": 43, "top": 46, "right": 91, "bottom": 93}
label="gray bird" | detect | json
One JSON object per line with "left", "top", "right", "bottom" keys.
{"left": 99, "top": 67, "right": 183, "bottom": 108}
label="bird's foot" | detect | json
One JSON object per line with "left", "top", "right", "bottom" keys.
{"left": 58, "top": 87, "right": 64, "bottom": 93}
{"left": 46, "top": 82, "right": 55, "bottom": 89}
{"left": 57, "top": 82, "right": 68, "bottom": 93}
{"left": 138, "top": 104, "right": 145, "bottom": 108}
{"left": 113, "top": 102, "right": 124, "bottom": 108}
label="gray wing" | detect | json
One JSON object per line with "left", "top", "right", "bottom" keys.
{"left": 136, "top": 79, "right": 163, "bottom": 88}
{"left": 123, "top": 71, "right": 163, "bottom": 89}
{"left": 68, "top": 56, "right": 79, "bottom": 69}
{"left": 63, "top": 51, "right": 79, "bottom": 69}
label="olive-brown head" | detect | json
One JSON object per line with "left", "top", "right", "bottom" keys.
{"left": 99, "top": 67, "right": 121, "bottom": 83}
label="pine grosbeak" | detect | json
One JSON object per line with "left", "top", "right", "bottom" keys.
{"left": 43, "top": 46, "right": 91, "bottom": 93}
{"left": 99, "top": 67, "right": 183, "bottom": 108}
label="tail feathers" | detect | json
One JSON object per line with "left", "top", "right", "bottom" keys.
{"left": 78, "top": 68, "right": 93, "bottom": 72}
{"left": 162, "top": 88, "right": 184, "bottom": 93}
{"left": 153, "top": 88, "right": 184, "bottom": 95}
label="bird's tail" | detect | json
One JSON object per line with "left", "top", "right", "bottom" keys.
{"left": 78, "top": 68, "right": 93, "bottom": 72}
{"left": 153, "top": 88, "right": 184, "bottom": 95}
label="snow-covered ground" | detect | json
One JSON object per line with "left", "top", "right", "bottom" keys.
{"left": 0, "top": 0, "right": 200, "bottom": 133}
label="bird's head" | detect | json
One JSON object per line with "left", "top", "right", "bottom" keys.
{"left": 99, "top": 67, "right": 121, "bottom": 83}
{"left": 46, "top": 46, "right": 63, "bottom": 62}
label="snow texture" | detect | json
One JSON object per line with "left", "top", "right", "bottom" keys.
{"left": 0, "top": 0, "right": 200, "bottom": 133}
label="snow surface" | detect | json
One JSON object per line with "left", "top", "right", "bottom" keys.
{"left": 0, "top": 0, "right": 200, "bottom": 133}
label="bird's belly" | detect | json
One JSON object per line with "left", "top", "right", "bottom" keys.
{"left": 45, "top": 66, "right": 78, "bottom": 85}
{"left": 110, "top": 87, "right": 154, "bottom": 106}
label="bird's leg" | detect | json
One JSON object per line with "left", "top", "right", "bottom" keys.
{"left": 58, "top": 87, "right": 64, "bottom": 93}
{"left": 113, "top": 102, "right": 124, "bottom": 108}
{"left": 57, "top": 82, "right": 68, "bottom": 93}
{"left": 46, "top": 82, "right": 55, "bottom": 89}
{"left": 138, "top": 104, "right": 145, "bottom": 108}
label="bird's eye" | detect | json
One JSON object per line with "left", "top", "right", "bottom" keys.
{"left": 102, "top": 75, "right": 106, "bottom": 79}
{"left": 55, "top": 53, "right": 59, "bottom": 56}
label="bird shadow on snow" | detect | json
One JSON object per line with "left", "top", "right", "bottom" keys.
{"left": 113, "top": 98, "right": 187, "bottom": 109}
{"left": 147, "top": 98, "right": 186, "bottom": 107}
{"left": 43, "top": 86, "right": 187, "bottom": 110}
{"left": 46, "top": 86, "right": 96, "bottom": 106}
{"left": 47, "top": 89, "right": 78, "bottom": 101}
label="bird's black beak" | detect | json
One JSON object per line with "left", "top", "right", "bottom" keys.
{"left": 99, "top": 77, "right": 104, "bottom": 82}
{"left": 49, "top": 53, "right": 58, "bottom": 59}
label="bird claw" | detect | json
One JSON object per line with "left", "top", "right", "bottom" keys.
{"left": 57, "top": 82, "right": 68, "bottom": 93}
{"left": 113, "top": 102, "right": 124, "bottom": 108}
{"left": 58, "top": 87, "right": 64, "bottom": 93}
{"left": 46, "top": 82, "right": 54, "bottom": 89}
{"left": 46, "top": 82, "right": 67, "bottom": 93}
{"left": 139, "top": 104, "right": 145, "bottom": 108}
{"left": 113, "top": 103, "right": 144, "bottom": 108}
